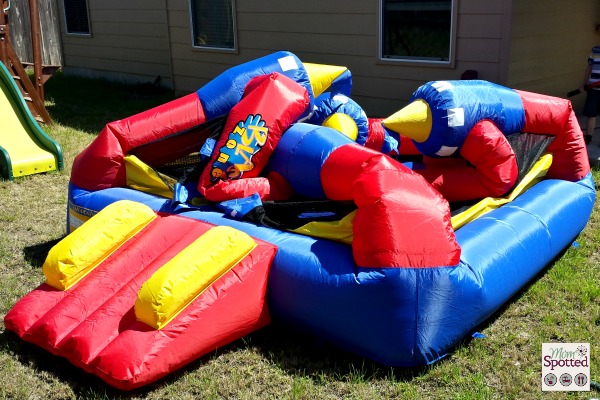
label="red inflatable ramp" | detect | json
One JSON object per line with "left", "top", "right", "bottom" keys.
{"left": 4, "top": 200, "right": 277, "bottom": 390}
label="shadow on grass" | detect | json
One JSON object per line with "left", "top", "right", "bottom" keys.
{"left": 22, "top": 238, "right": 63, "bottom": 269}
{"left": 1, "top": 327, "right": 182, "bottom": 399}
{"left": 2, "top": 324, "right": 244, "bottom": 398}
{"left": 240, "top": 324, "right": 433, "bottom": 383}
{"left": 122, "top": 326, "right": 434, "bottom": 390}
{"left": 2, "top": 318, "right": 431, "bottom": 398}
{"left": 0, "top": 329, "right": 128, "bottom": 398}
{"left": 44, "top": 72, "right": 176, "bottom": 134}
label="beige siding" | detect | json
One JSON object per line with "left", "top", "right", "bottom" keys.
{"left": 507, "top": 0, "right": 600, "bottom": 109}
{"left": 455, "top": 0, "right": 509, "bottom": 82}
{"left": 58, "top": 0, "right": 173, "bottom": 87}
{"left": 60, "top": 0, "right": 594, "bottom": 116}
{"left": 164, "top": 0, "right": 512, "bottom": 116}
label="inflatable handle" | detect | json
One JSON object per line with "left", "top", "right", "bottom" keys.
{"left": 43, "top": 200, "right": 156, "bottom": 290}
{"left": 135, "top": 226, "right": 257, "bottom": 329}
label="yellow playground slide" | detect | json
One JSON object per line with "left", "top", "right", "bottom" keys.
{"left": 0, "top": 62, "right": 62, "bottom": 180}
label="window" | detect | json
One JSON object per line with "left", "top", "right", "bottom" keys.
{"left": 190, "top": 0, "right": 236, "bottom": 51}
{"left": 63, "top": 0, "right": 90, "bottom": 35}
{"left": 380, "top": 0, "right": 455, "bottom": 64}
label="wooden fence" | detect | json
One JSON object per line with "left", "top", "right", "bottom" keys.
{"left": 7, "top": 0, "right": 62, "bottom": 66}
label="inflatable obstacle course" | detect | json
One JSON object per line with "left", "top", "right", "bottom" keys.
{"left": 4, "top": 51, "right": 595, "bottom": 390}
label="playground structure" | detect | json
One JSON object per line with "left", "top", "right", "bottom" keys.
{"left": 0, "top": 0, "right": 62, "bottom": 179}
{"left": 0, "top": 0, "right": 55, "bottom": 123}
{"left": 3, "top": 52, "right": 596, "bottom": 390}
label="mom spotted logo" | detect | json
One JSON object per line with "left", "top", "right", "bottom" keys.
{"left": 542, "top": 343, "right": 590, "bottom": 391}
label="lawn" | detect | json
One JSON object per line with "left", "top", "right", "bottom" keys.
{"left": 0, "top": 72, "right": 599, "bottom": 400}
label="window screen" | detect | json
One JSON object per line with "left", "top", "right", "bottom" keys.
{"left": 63, "top": 0, "right": 90, "bottom": 35}
{"left": 190, "top": 0, "right": 236, "bottom": 50}
{"left": 381, "top": 0, "right": 453, "bottom": 63}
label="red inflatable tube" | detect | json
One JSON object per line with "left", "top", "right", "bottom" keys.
{"left": 417, "top": 120, "right": 518, "bottom": 202}
{"left": 71, "top": 93, "right": 207, "bottom": 190}
{"left": 321, "top": 144, "right": 461, "bottom": 268}
{"left": 364, "top": 118, "right": 386, "bottom": 152}
{"left": 198, "top": 73, "right": 309, "bottom": 202}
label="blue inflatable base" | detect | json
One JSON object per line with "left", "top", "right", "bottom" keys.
{"left": 68, "top": 172, "right": 595, "bottom": 366}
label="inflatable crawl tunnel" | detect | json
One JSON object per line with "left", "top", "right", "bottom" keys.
{"left": 4, "top": 51, "right": 596, "bottom": 390}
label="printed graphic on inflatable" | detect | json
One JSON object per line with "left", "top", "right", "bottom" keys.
{"left": 210, "top": 114, "right": 269, "bottom": 182}
{"left": 4, "top": 51, "right": 595, "bottom": 391}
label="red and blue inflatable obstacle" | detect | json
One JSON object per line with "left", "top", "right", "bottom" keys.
{"left": 3, "top": 51, "right": 596, "bottom": 389}
{"left": 383, "top": 80, "right": 590, "bottom": 202}
{"left": 68, "top": 51, "right": 316, "bottom": 193}
{"left": 266, "top": 122, "right": 459, "bottom": 267}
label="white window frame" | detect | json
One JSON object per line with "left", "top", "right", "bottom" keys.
{"left": 62, "top": 0, "right": 91, "bottom": 37}
{"left": 189, "top": 0, "right": 238, "bottom": 52}
{"left": 378, "top": 0, "right": 457, "bottom": 67}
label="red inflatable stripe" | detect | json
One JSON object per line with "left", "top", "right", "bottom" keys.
{"left": 416, "top": 120, "right": 519, "bottom": 202}
{"left": 71, "top": 93, "right": 206, "bottom": 190}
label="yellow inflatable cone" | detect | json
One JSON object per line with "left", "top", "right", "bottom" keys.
{"left": 383, "top": 99, "right": 433, "bottom": 143}
{"left": 322, "top": 113, "right": 359, "bottom": 141}
{"left": 303, "top": 63, "right": 348, "bottom": 98}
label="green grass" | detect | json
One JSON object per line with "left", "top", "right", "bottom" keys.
{"left": 0, "top": 72, "right": 599, "bottom": 399}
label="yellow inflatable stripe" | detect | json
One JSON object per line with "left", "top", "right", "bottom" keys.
{"left": 451, "top": 153, "right": 553, "bottom": 230}
{"left": 303, "top": 63, "right": 348, "bottom": 98}
{"left": 135, "top": 226, "right": 257, "bottom": 330}
{"left": 291, "top": 210, "right": 356, "bottom": 245}
{"left": 125, "top": 154, "right": 176, "bottom": 199}
{"left": 43, "top": 200, "right": 156, "bottom": 291}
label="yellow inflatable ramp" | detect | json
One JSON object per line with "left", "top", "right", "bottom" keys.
{"left": 43, "top": 200, "right": 157, "bottom": 290}
{"left": 136, "top": 226, "right": 258, "bottom": 329}
{"left": 0, "top": 62, "right": 63, "bottom": 180}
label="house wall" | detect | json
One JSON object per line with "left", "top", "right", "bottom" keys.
{"left": 165, "top": 0, "right": 510, "bottom": 117}
{"left": 507, "top": 0, "right": 600, "bottom": 112}
{"left": 61, "top": 0, "right": 594, "bottom": 118}
{"left": 57, "top": 0, "right": 174, "bottom": 87}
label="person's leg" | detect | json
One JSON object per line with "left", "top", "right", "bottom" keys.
{"left": 583, "top": 90, "right": 600, "bottom": 144}
{"left": 587, "top": 116, "right": 596, "bottom": 143}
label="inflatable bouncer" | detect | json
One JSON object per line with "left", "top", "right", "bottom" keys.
{"left": 4, "top": 51, "right": 596, "bottom": 390}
